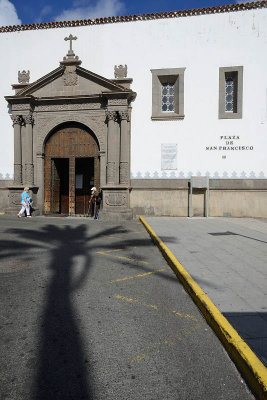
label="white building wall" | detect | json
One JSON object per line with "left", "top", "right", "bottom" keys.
{"left": 0, "top": 8, "right": 266, "bottom": 179}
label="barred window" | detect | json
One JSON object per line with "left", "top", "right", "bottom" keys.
{"left": 162, "top": 83, "right": 175, "bottom": 112}
{"left": 225, "top": 74, "right": 237, "bottom": 113}
{"left": 219, "top": 66, "right": 243, "bottom": 119}
{"left": 225, "top": 77, "right": 234, "bottom": 112}
{"left": 151, "top": 68, "right": 185, "bottom": 121}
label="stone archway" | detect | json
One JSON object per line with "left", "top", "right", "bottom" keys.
{"left": 44, "top": 123, "right": 100, "bottom": 215}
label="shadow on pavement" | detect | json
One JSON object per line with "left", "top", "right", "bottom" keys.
{"left": 1, "top": 222, "right": 179, "bottom": 399}
{"left": 209, "top": 231, "right": 267, "bottom": 244}
{"left": 33, "top": 225, "right": 92, "bottom": 400}
{"left": 223, "top": 311, "right": 267, "bottom": 366}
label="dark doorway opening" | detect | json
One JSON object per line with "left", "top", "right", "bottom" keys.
{"left": 51, "top": 158, "right": 69, "bottom": 214}
{"left": 75, "top": 158, "right": 94, "bottom": 215}
{"left": 44, "top": 124, "right": 100, "bottom": 215}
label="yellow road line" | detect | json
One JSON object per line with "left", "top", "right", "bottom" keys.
{"left": 101, "top": 247, "right": 136, "bottom": 253}
{"left": 140, "top": 216, "right": 267, "bottom": 400}
{"left": 96, "top": 251, "right": 149, "bottom": 265}
{"left": 109, "top": 267, "right": 168, "bottom": 283}
{"left": 114, "top": 294, "right": 158, "bottom": 310}
{"left": 103, "top": 235, "right": 125, "bottom": 239}
{"left": 117, "top": 255, "right": 148, "bottom": 264}
{"left": 103, "top": 231, "right": 144, "bottom": 240}
{"left": 172, "top": 310, "right": 198, "bottom": 323}
{"left": 114, "top": 294, "right": 199, "bottom": 323}
{"left": 114, "top": 293, "right": 201, "bottom": 364}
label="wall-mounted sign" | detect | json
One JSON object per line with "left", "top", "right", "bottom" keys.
{"left": 75, "top": 174, "right": 83, "bottom": 189}
{"left": 161, "top": 143, "right": 177, "bottom": 170}
{"left": 206, "top": 136, "right": 254, "bottom": 151}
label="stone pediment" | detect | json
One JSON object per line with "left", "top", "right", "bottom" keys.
{"left": 13, "top": 65, "right": 129, "bottom": 99}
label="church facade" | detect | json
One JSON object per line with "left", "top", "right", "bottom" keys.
{"left": 0, "top": 1, "right": 266, "bottom": 218}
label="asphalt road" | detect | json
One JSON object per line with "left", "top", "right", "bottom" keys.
{"left": 0, "top": 216, "right": 254, "bottom": 400}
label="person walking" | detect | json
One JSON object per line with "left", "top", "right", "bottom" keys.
{"left": 17, "top": 187, "right": 31, "bottom": 218}
{"left": 89, "top": 187, "right": 97, "bottom": 218}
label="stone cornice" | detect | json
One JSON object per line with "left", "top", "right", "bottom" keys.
{"left": 5, "top": 94, "right": 130, "bottom": 104}
{"left": 36, "top": 95, "right": 103, "bottom": 103}
{"left": 5, "top": 96, "right": 33, "bottom": 103}
{"left": 104, "top": 91, "right": 137, "bottom": 102}
{"left": 0, "top": 2, "right": 266, "bottom": 33}
{"left": 6, "top": 93, "right": 136, "bottom": 108}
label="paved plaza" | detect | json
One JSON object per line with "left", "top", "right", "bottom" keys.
{"left": 0, "top": 216, "right": 254, "bottom": 400}
{"left": 146, "top": 217, "right": 267, "bottom": 367}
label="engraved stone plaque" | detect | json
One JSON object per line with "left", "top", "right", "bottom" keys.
{"left": 161, "top": 143, "right": 177, "bottom": 170}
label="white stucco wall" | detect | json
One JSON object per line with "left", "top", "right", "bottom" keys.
{"left": 0, "top": 8, "right": 267, "bottom": 179}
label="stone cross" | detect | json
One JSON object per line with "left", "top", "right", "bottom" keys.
{"left": 64, "top": 34, "right": 77, "bottom": 55}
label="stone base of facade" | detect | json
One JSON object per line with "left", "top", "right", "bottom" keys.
{"left": 99, "top": 209, "right": 133, "bottom": 221}
{"left": 1, "top": 179, "right": 267, "bottom": 219}
{"left": 130, "top": 179, "right": 267, "bottom": 218}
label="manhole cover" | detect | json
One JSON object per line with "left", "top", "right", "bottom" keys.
{"left": 0, "top": 260, "right": 29, "bottom": 273}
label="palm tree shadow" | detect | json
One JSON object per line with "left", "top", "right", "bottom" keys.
{"left": 33, "top": 224, "right": 92, "bottom": 400}
{"left": 3, "top": 222, "right": 178, "bottom": 399}
{"left": 2, "top": 224, "right": 150, "bottom": 400}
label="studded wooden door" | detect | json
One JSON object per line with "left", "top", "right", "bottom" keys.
{"left": 44, "top": 125, "right": 100, "bottom": 215}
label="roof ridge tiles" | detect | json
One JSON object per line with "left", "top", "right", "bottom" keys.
{"left": 0, "top": 1, "right": 266, "bottom": 33}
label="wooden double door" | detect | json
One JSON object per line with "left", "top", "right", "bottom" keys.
{"left": 44, "top": 125, "right": 100, "bottom": 215}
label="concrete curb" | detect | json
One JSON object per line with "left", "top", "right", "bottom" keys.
{"left": 140, "top": 216, "right": 267, "bottom": 400}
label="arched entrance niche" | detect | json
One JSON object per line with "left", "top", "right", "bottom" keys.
{"left": 44, "top": 122, "right": 100, "bottom": 215}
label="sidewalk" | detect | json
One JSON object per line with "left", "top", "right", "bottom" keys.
{"left": 145, "top": 217, "right": 267, "bottom": 366}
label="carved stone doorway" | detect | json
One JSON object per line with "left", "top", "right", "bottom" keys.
{"left": 6, "top": 40, "right": 136, "bottom": 219}
{"left": 44, "top": 123, "right": 100, "bottom": 215}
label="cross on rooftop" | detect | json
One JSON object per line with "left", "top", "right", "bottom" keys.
{"left": 60, "top": 34, "right": 81, "bottom": 65}
{"left": 64, "top": 34, "right": 77, "bottom": 55}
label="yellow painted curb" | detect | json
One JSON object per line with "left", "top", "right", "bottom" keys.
{"left": 140, "top": 216, "right": 267, "bottom": 400}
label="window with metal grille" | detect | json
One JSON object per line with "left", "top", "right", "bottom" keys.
{"left": 161, "top": 82, "right": 175, "bottom": 112}
{"left": 219, "top": 66, "right": 243, "bottom": 119}
{"left": 225, "top": 73, "right": 238, "bottom": 113}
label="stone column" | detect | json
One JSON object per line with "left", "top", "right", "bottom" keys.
{"left": 36, "top": 152, "right": 45, "bottom": 213}
{"left": 119, "top": 111, "right": 130, "bottom": 184}
{"left": 11, "top": 115, "right": 23, "bottom": 184}
{"left": 106, "top": 111, "right": 118, "bottom": 185}
{"left": 24, "top": 113, "right": 34, "bottom": 185}
{"left": 99, "top": 151, "right": 106, "bottom": 187}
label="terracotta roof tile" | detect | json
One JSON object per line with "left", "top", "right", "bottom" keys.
{"left": 0, "top": 1, "right": 266, "bottom": 33}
